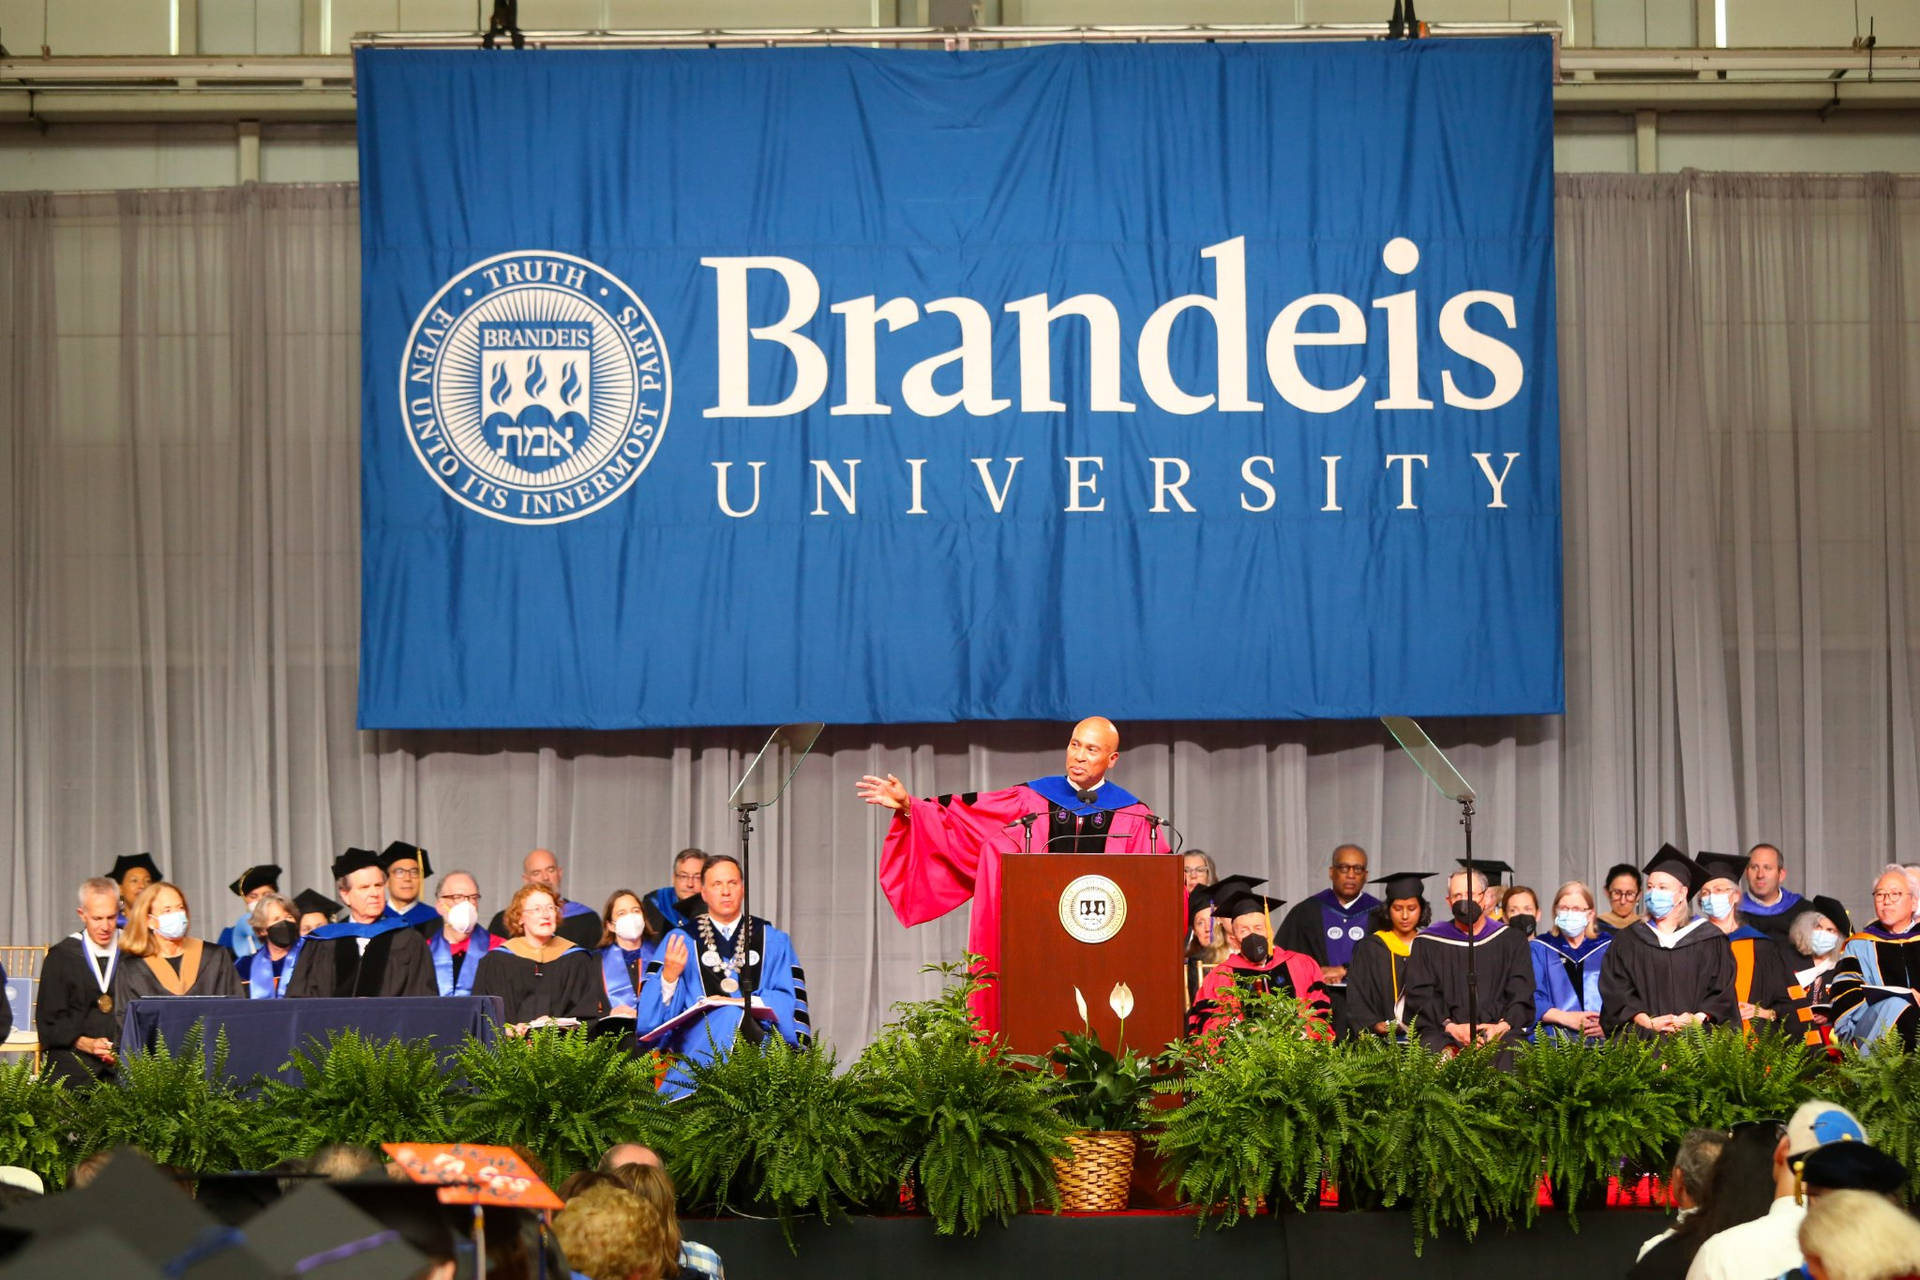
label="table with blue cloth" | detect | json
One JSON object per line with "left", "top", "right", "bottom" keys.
{"left": 118, "top": 996, "right": 504, "bottom": 1087}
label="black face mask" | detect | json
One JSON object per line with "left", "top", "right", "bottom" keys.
{"left": 1507, "top": 913, "right": 1537, "bottom": 938}
{"left": 1240, "top": 933, "right": 1271, "bottom": 965}
{"left": 264, "top": 920, "right": 299, "bottom": 949}
{"left": 1452, "top": 899, "right": 1484, "bottom": 927}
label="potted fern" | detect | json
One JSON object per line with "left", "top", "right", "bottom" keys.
{"left": 852, "top": 957, "right": 1069, "bottom": 1233}
{"left": 0, "top": 1060, "right": 75, "bottom": 1189}
{"left": 1035, "top": 983, "right": 1156, "bottom": 1212}
{"left": 454, "top": 1027, "right": 670, "bottom": 1183}
{"left": 255, "top": 1031, "right": 458, "bottom": 1160}
{"left": 76, "top": 1021, "right": 265, "bottom": 1175}
{"left": 1827, "top": 1043, "right": 1920, "bottom": 1199}
{"left": 1511, "top": 1033, "right": 1682, "bottom": 1219}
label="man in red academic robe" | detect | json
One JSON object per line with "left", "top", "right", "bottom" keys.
{"left": 858, "top": 716, "right": 1162, "bottom": 1032}
{"left": 1186, "top": 889, "right": 1332, "bottom": 1039}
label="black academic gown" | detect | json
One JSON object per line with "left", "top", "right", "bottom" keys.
{"left": 110, "top": 939, "right": 245, "bottom": 1031}
{"left": 1402, "top": 920, "right": 1535, "bottom": 1051}
{"left": 287, "top": 925, "right": 437, "bottom": 998}
{"left": 469, "top": 945, "right": 606, "bottom": 1024}
{"left": 486, "top": 902, "right": 604, "bottom": 950}
{"left": 1598, "top": 919, "right": 1738, "bottom": 1035}
{"left": 1342, "top": 931, "right": 1412, "bottom": 1038}
{"left": 35, "top": 937, "right": 123, "bottom": 1086}
{"left": 1725, "top": 926, "right": 1797, "bottom": 1032}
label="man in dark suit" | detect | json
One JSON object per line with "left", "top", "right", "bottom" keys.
{"left": 287, "top": 848, "right": 437, "bottom": 998}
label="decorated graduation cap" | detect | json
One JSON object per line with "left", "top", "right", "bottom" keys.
{"left": 1693, "top": 851, "right": 1750, "bottom": 887}
{"left": 293, "top": 889, "right": 341, "bottom": 921}
{"left": 1643, "top": 843, "right": 1706, "bottom": 896}
{"left": 1372, "top": 870, "right": 1435, "bottom": 901}
{"left": 227, "top": 865, "right": 282, "bottom": 899}
{"left": 1456, "top": 858, "right": 1514, "bottom": 887}
{"left": 379, "top": 840, "right": 432, "bottom": 879}
{"left": 329, "top": 847, "right": 382, "bottom": 881}
{"left": 107, "top": 852, "right": 162, "bottom": 884}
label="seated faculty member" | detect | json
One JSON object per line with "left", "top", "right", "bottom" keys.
{"left": 1531, "top": 880, "right": 1610, "bottom": 1042}
{"left": 1402, "top": 868, "right": 1536, "bottom": 1051}
{"left": 423, "top": 870, "right": 501, "bottom": 997}
{"left": 37, "top": 877, "right": 127, "bottom": 1086}
{"left": 1827, "top": 865, "right": 1920, "bottom": 1051}
{"left": 1736, "top": 842, "right": 1816, "bottom": 963}
{"left": 1599, "top": 845, "right": 1737, "bottom": 1036}
{"left": 380, "top": 840, "right": 440, "bottom": 927}
{"left": 235, "top": 892, "right": 304, "bottom": 998}
{"left": 1598, "top": 862, "right": 1644, "bottom": 933}
{"left": 600, "top": 889, "right": 667, "bottom": 1018}
{"left": 636, "top": 853, "right": 807, "bottom": 1097}
{"left": 1185, "top": 889, "right": 1330, "bottom": 1038}
{"left": 287, "top": 847, "right": 437, "bottom": 998}
{"left": 107, "top": 852, "right": 161, "bottom": 918}
{"left": 860, "top": 715, "right": 1160, "bottom": 1031}
{"left": 1341, "top": 870, "right": 1432, "bottom": 1039}
{"left": 644, "top": 849, "right": 709, "bottom": 936}
{"left": 215, "top": 863, "right": 281, "bottom": 960}
{"left": 1275, "top": 844, "right": 1379, "bottom": 986}
{"left": 1784, "top": 907, "right": 1846, "bottom": 1049}
{"left": 470, "top": 885, "right": 606, "bottom": 1032}
{"left": 293, "top": 888, "right": 341, "bottom": 936}
{"left": 487, "top": 848, "right": 604, "bottom": 949}
{"left": 1694, "top": 850, "right": 1796, "bottom": 1033}
{"left": 110, "top": 881, "right": 244, "bottom": 1017}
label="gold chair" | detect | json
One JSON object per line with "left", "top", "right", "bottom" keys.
{"left": 0, "top": 944, "right": 49, "bottom": 1072}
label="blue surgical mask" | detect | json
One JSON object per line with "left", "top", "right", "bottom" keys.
{"left": 154, "top": 910, "right": 190, "bottom": 940}
{"left": 1554, "top": 910, "right": 1589, "bottom": 937}
{"left": 1810, "top": 928, "right": 1840, "bottom": 956}
{"left": 1701, "top": 893, "right": 1735, "bottom": 921}
{"left": 1643, "top": 887, "right": 1678, "bottom": 918}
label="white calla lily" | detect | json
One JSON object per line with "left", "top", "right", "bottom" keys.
{"left": 1073, "top": 985, "right": 1089, "bottom": 1028}
{"left": 1109, "top": 982, "right": 1135, "bottom": 1020}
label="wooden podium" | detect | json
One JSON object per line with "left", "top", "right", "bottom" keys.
{"left": 998, "top": 853, "right": 1185, "bottom": 1057}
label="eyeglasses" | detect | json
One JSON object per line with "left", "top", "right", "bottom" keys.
{"left": 439, "top": 893, "right": 481, "bottom": 904}
{"left": 673, "top": 872, "right": 703, "bottom": 885}
{"left": 1872, "top": 890, "right": 1911, "bottom": 902}
{"left": 1331, "top": 863, "right": 1367, "bottom": 874}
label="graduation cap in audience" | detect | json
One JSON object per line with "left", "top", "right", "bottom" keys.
{"left": 293, "top": 889, "right": 341, "bottom": 923}
{"left": 1796, "top": 1140, "right": 1909, "bottom": 1197}
{"left": 328, "top": 1179, "right": 461, "bottom": 1267}
{"left": 1643, "top": 843, "right": 1706, "bottom": 896}
{"left": 1693, "top": 851, "right": 1750, "bottom": 887}
{"left": 1372, "top": 870, "right": 1435, "bottom": 902}
{"left": 227, "top": 865, "right": 282, "bottom": 899}
{"left": 329, "top": 847, "right": 382, "bottom": 881}
{"left": 0, "top": 1148, "right": 270, "bottom": 1278}
{"left": 107, "top": 853, "right": 162, "bottom": 885}
{"left": 240, "top": 1181, "right": 426, "bottom": 1280}
{"left": 378, "top": 841, "right": 432, "bottom": 879}
{"left": 0, "top": 1228, "right": 169, "bottom": 1279}
{"left": 1456, "top": 859, "right": 1514, "bottom": 887}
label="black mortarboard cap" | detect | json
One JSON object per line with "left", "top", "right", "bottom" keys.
{"left": 1797, "top": 1141, "right": 1909, "bottom": 1195}
{"left": 378, "top": 841, "right": 432, "bottom": 879}
{"left": 107, "top": 853, "right": 162, "bottom": 884}
{"left": 1643, "top": 843, "right": 1705, "bottom": 896}
{"left": 1216, "top": 891, "right": 1287, "bottom": 920}
{"left": 293, "top": 889, "right": 341, "bottom": 921}
{"left": 0, "top": 1148, "right": 268, "bottom": 1278}
{"left": 227, "top": 865, "right": 282, "bottom": 899}
{"left": 241, "top": 1182, "right": 426, "bottom": 1280}
{"left": 1191, "top": 875, "right": 1265, "bottom": 920}
{"left": 0, "top": 1229, "right": 169, "bottom": 1279}
{"left": 1810, "top": 894, "right": 1853, "bottom": 936}
{"left": 1694, "top": 851, "right": 1750, "bottom": 886}
{"left": 329, "top": 847, "right": 382, "bottom": 881}
{"left": 1372, "top": 870, "right": 1435, "bottom": 901}
{"left": 1456, "top": 859, "right": 1514, "bottom": 886}
{"left": 328, "top": 1179, "right": 461, "bottom": 1265}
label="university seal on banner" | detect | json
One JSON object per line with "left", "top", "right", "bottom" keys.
{"left": 399, "top": 251, "right": 671, "bottom": 524}
{"left": 1058, "top": 874, "right": 1128, "bottom": 945}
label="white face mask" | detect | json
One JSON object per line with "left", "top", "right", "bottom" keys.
{"left": 445, "top": 901, "right": 478, "bottom": 933}
{"left": 1554, "top": 910, "right": 1589, "bottom": 937}
{"left": 154, "top": 910, "right": 190, "bottom": 941}
{"left": 1809, "top": 928, "right": 1840, "bottom": 956}
{"left": 1701, "top": 893, "right": 1735, "bottom": 921}
{"left": 613, "top": 912, "right": 646, "bottom": 943}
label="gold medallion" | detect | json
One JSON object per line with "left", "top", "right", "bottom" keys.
{"left": 96, "top": 993, "right": 113, "bottom": 1014}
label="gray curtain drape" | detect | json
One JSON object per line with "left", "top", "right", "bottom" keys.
{"left": 2, "top": 173, "right": 1916, "bottom": 1054}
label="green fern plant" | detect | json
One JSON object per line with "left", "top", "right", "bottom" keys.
{"left": 1151, "top": 992, "right": 1361, "bottom": 1224}
{"left": 1386, "top": 1042, "right": 1532, "bottom": 1245}
{"left": 255, "top": 1031, "right": 457, "bottom": 1158}
{"left": 671, "top": 1036, "right": 893, "bottom": 1242}
{"left": 453, "top": 1029, "right": 670, "bottom": 1183}
{"left": 1827, "top": 1042, "right": 1920, "bottom": 1198}
{"left": 77, "top": 1020, "right": 262, "bottom": 1173}
{"left": 1657, "top": 1025, "right": 1820, "bottom": 1129}
{"left": 1511, "top": 1033, "right": 1684, "bottom": 1221}
{"left": 853, "top": 959, "right": 1069, "bottom": 1234}
{"left": 0, "top": 1060, "right": 77, "bottom": 1188}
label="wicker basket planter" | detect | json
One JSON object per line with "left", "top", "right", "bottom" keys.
{"left": 1052, "top": 1129, "right": 1138, "bottom": 1212}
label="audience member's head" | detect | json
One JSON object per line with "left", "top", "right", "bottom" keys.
{"left": 600, "top": 1143, "right": 662, "bottom": 1173}
{"left": 1671, "top": 1119, "right": 1787, "bottom": 1258}
{"left": 1670, "top": 1128, "right": 1729, "bottom": 1212}
{"left": 552, "top": 1184, "right": 670, "bottom": 1280}
{"left": 68, "top": 1149, "right": 117, "bottom": 1189}
{"left": 608, "top": 1163, "right": 683, "bottom": 1267}
{"left": 1798, "top": 1188, "right": 1920, "bottom": 1280}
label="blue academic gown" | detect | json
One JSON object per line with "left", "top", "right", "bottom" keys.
{"left": 643, "top": 887, "right": 705, "bottom": 933}
{"left": 218, "top": 911, "right": 261, "bottom": 960}
{"left": 428, "top": 929, "right": 502, "bottom": 997}
{"left": 1530, "top": 931, "right": 1610, "bottom": 1041}
{"left": 599, "top": 938, "right": 665, "bottom": 1011}
{"left": 236, "top": 938, "right": 305, "bottom": 998}
{"left": 384, "top": 901, "right": 442, "bottom": 928}
{"left": 634, "top": 917, "right": 803, "bottom": 1099}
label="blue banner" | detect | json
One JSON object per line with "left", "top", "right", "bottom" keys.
{"left": 358, "top": 39, "right": 1561, "bottom": 729}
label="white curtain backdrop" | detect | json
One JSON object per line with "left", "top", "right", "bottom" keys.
{"left": 2, "top": 174, "right": 1917, "bottom": 1055}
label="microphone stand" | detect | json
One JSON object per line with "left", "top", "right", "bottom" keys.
{"left": 1460, "top": 797, "right": 1478, "bottom": 1045}
{"left": 725, "top": 722, "right": 824, "bottom": 1051}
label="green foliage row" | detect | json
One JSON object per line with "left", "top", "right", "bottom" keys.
{"left": 2, "top": 977, "right": 1917, "bottom": 1255}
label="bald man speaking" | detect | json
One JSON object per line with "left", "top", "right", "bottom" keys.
{"left": 857, "top": 717, "right": 1161, "bottom": 1031}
